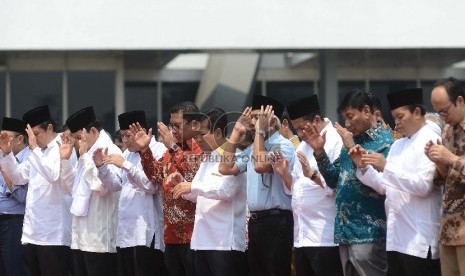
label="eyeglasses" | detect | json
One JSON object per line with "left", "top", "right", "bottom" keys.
{"left": 438, "top": 102, "right": 454, "bottom": 117}
{"left": 168, "top": 122, "right": 188, "bottom": 131}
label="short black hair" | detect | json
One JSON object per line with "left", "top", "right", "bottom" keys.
{"left": 407, "top": 104, "right": 426, "bottom": 116}
{"left": 38, "top": 119, "right": 62, "bottom": 133}
{"left": 338, "top": 89, "right": 375, "bottom": 114}
{"left": 198, "top": 108, "right": 228, "bottom": 135}
{"left": 170, "top": 101, "right": 200, "bottom": 123}
{"left": 83, "top": 120, "right": 103, "bottom": 132}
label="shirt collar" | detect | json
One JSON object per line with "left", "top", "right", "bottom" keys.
{"left": 355, "top": 122, "right": 385, "bottom": 143}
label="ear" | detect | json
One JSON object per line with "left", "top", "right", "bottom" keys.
{"left": 214, "top": 127, "right": 223, "bottom": 139}
{"left": 457, "top": 96, "right": 465, "bottom": 105}
{"left": 362, "top": 105, "right": 371, "bottom": 116}
{"left": 282, "top": 119, "right": 289, "bottom": 128}
{"left": 47, "top": 123, "right": 54, "bottom": 133}
{"left": 313, "top": 115, "right": 322, "bottom": 124}
{"left": 191, "top": 120, "right": 201, "bottom": 132}
{"left": 90, "top": 127, "right": 99, "bottom": 135}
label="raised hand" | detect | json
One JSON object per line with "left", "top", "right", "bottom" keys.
{"left": 172, "top": 182, "right": 192, "bottom": 199}
{"left": 302, "top": 122, "right": 326, "bottom": 155}
{"left": 129, "top": 123, "right": 152, "bottom": 151}
{"left": 92, "top": 147, "right": 109, "bottom": 167}
{"left": 296, "top": 151, "right": 312, "bottom": 178}
{"left": 348, "top": 144, "right": 366, "bottom": 168}
{"left": 0, "top": 131, "right": 13, "bottom": 155}
{"left": 334, "top": 122, "right": 355, "bottom": 149}
{"left": 57, "top": 132, "right": 74, "bottom": 160}
{"left": 165, "top": 171, "right": 183, "bottom": 191}
{"left": 426, "top": 139, "right": 458, "bottom": 166}
{"left": 78, "top": 128, "right": 89, "bottom": 156}
{"left": 157, "top": 122, "right": 177, "bottom": 149}
{"left": 25, "top": 124, "right": 38, "bottom": 150}
{"left": 360, "top": 151, "right": 386, "bottom": 172}
{"left": 232, "top": 107, "right": 252, "bottom": 136}
{"left": 103, "top": 153, "right": 125, "bottom": 168}
{"left": 255, "top": 105, "right": 273, "bottom": 135}
{"left": 269, "top": 150, "right": 288, "bottom": 178}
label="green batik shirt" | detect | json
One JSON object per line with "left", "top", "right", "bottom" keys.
{"left": 315, "top": 123, "right": 394, "bottom": 244}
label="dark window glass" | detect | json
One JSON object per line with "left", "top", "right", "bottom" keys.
{"left": 162, "top": 82, "right": 199, "bottom": 123}
{"left": 125, "top": 82, "right": 158, "bottom": 128}
{"left": 10, "top": 71, "right": 62, "bottom": 122}
{"left": 0, "top": 73, "right": 5, "bottom": 117}
{"left": 266, "top": 81, "right": 314, "bottom": 105}
{"left": 68, "top": 71, "right": 115, "bottom": 133}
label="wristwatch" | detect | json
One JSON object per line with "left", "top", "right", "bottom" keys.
{"left": 256, "top": 130, "right": 266, "bottom": 139}
{"left": 310, "top": 170, "right": 318, "bottom": 181}
{"left": 169, "top": 144, "right": 179, "bottom": 154}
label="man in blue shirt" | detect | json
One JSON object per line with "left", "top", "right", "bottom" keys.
{"left": 220, "top": 95, "right": 295, "bottom": 276}
{"left": 0, "top": 117, "right": 30, "bottom": 276}
{"left": 306, "top": 90, "right": 394, "bottom": 276}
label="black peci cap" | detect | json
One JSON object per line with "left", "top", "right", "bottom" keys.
{"left": 118, "top": 110, "right": 148, "bottom": 130}
{"left": 286, "top": 95, "right": 321, "bottom": 120}
{"left": 1, "top": 117, "right": 27, "bottom": 135}
{"left": 251, "top": 95, "right": 285, "bottom": 118}
{"left": 387, "top": 88, "right": 423, "bottom": 110}
{"left": 66, "top": 106, "right": 96, "bottom": 133}
{"left": 22, "top": 105, "right": 52, "bottom": 127}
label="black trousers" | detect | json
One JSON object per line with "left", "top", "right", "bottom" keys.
{"left": 194, "top": 250, "right": 248, "bottom": 276}
{"left": 117, "top": 246, "right": 168, "bottom": 276}
{"left": 72, "top": 249, "right": 117, "bottom": 276}
{"left": 387, "top": 250, "right": 441, "bottom": 276}
{"left": 24, "top": 243, "right": 71, "bottom": 276}
{"left": 164, "top": 243, "right": 196, "bottom": 276}
{"left": 247, "top": 210, "right": 293, "bottom": 276}
{"left": 0, "top": 215, "right": 27, "bottom": 276}
{"left": 294, "top": 246, "right": 343, "bottom": 276}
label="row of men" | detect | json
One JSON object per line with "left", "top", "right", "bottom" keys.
{"left": 0, "top": 76, "right": 464, "bottom": 276}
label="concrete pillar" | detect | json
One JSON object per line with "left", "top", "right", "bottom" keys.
{"left": 319, "top": 50, "right": 338, "bottom": 121}
{"left": 195, "top": 53, "right": 260, "bottom": 112}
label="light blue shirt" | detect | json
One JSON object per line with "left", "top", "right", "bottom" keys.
{"left": 0, "top": 146, "right": 30, "bottom": 215}
{"left": 236, "top": 132, "right": 295, "bottom": 212}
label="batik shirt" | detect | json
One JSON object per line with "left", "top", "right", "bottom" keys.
{"left": 140, "top": 138, "right": 202, "bottom": 244}
{"left": 434, "top": 119, "right": 465, "bottom": 246}
{"left": 315, "top": 123, "right": 394, "bottom": 244}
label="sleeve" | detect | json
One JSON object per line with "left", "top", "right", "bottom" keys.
{"left": 0, "top": 152, "right": 29, "bottom": 185}
{"left": 315, "top": 151, "right": 341, "bottom": 189}
{"left": 191, "top": 172, "right": 244, "bottom": 201}
{"left": 381, "top": 157, "right": 436, "bottom": 197}
{"left": 140, "top": 148, "right": 165, "bottom": 185}
{"left": 97, "top": 145, "right": 124, "bottom": 193}
{"left": 235, "top": 147, "right": 251, "bottom": 173}
{"left": 60, "top": 159, "right": 77, "bottom": 195}
{"left": 122, "top": 160, "right": 159, "bottom": 194}
{"left": 170, "top": 148, "right": 202, "bottom": 182}
{"left": 10, "top": 184, "right": 28, "bottom": 203}
{"left": 355, "top": 166, "right": 386, "bottom": 195}
{"left": 27, "top": 147, "right": 61, "bottom": 184}
{"left": 79, "top": 153, "right": 108, "bottom": 193}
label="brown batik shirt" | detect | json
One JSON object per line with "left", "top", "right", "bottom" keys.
{"left": 140, "top": 138, "right": 202, "bottom": 244}
{"left": 434, "top": 119, "right": 465, "bottom": 246}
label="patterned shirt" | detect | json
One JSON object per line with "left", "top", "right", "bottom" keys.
{"left": 140, "top": 138, "right": 202, "bottom": 244}
{"left": 434, "top": 119, "right": 465, "bottom": 246}
{"left": 315, "top": 123, "right": 394, "bottom": 244}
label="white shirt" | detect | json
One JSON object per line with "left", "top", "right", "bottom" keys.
{"left": 61, "top": 130, "right": 122, "bottom": 253}
{"left": 190, "top": 150, "right": 247, "bottom": 252}
{"left": 98, "top": 138, "right": 166, "bottom": 251}
{"left": 356, "top": 124, "right": 442, "bottom": 259}
{"left": 0, "top": 135, "right": 76, "bottom": 246}
{"left": 289, "top": 120, "right": 342, "bottom": 248}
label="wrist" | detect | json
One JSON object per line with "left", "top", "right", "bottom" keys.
{"left": 256, "top": 130, "right": 266, "bottom": 139}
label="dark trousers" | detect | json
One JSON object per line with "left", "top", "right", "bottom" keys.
{"left": 0, "top": 215, "right": 27, "bottom": 276}
{"left": 117, "top": 246, "right": 168, "bottom": 276}
{"left": 164, "top": 243, "right": 196, "bottom": 276}
{"left": 72, "top": 249, "right": 117, "bottom": 276}
{"left": 247, "top": 210, "right": 293, "bottom": 276}
{"left": 24, "top": 243, "right": 71, "bottom": 276}
{"left": 295, "top": 246, "right": 343, "bottom": 276}
{"left": 387, "top": 250, "right": 441, "bottom": 276}
{"left": 194, "top": 250, "right": 248, "bottom": 276}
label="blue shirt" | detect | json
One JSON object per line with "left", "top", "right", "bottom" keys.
{"left": 316, "top": 123, "right": 394, "bottom": 244}
{"left": 0, "top": 147, "right": 30, "bottom": 215}
{"left": 236, "top": 132, "right": 295, "bottom": 212}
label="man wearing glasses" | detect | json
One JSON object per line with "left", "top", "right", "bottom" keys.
{"left": 426, "top": 77, "right": 465, "bottom": 276}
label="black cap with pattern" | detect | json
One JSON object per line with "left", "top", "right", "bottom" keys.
{"left": 66, "top": 106, "right": 96, "bottom": 133}
{"left": 251, "top": 95, "right": 285, "bottom": 118}
{"left": 387, "top": 88, "right": 423, "bottom": 110}
{"left": 118, "top": 110, "right": 148, "bottom": 130}
{"left": 286, "top": 95, "right": 321, "bottom": 120}
{"left": 2, "top": 117, "right": 27, "bottom": 135}
{"left": 22, "top": 105, "right": 52, "bottom": 127}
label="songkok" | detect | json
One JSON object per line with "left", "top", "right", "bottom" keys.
{"left": 251, "top": 95, "right": 285, "bottom": 118}
{"left": 286, "top": 95, "right": 321, "bottom": 120}
{"left": 66, "top": 106, "right": 96, "bottom": 133}
{"left": 387, "top": 88, "right": 423, "bottom": 110}
{"left": 22, "top": 105, "right": 52, "bottom": 127}
{"left": 1, "top": 117, "right": 27, "bottom": 135}
{"left": 118, "top": 110, "right": 148, "bottom": 130}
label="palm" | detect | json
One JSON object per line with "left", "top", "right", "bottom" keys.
{"left": 134, "top": 131, "right": 151, "bottom": 148}
{"left": 59, "top": 144, "right": 73, "bottom": 160}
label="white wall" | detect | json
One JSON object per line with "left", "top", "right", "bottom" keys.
{"left": 1, "top": 0, "right": 465, "bottom": 50}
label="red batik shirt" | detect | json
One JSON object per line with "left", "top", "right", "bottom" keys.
{"left": 140, "top": 138, "right": 202, "bottom": 244}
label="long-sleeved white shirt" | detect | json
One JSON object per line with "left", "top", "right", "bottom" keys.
{"left": 61, "top": 130, "right": 122, "bottom": 253}
{"left": 289, "top": 120, "right": 342, "bottom": 248}
{"left": 98, "top": 138, "right": 166, "bottom": 251}
{"left": 0, "top": 134, "right": 76, "bottom": 246}
{"left": 356, "top": 124, "right": 442, "bottom": 259}
{"left": 189, "top": 150, "right": 247, "bottom": 252}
